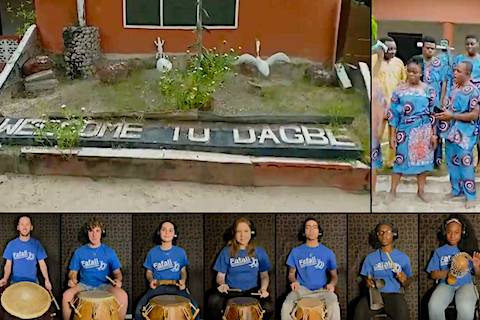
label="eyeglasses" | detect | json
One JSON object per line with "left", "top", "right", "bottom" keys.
{"left": 377, "top": 230, "right": 393, "bottom": 236}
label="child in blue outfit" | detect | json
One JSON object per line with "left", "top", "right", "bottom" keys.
{"left": 427, "top": 215, "right": 480, "bottom": 320}
{"left": 354, "top": 221, "right": 412, "bottom": 320}
{"left": 206, "top": 218, "right": 274, "bottom": 320}
{"left": 62, "top": 217, "right": 128, "bottom": 320}
{"left": 134, "top": 220, "right": 199, "bottom": 320}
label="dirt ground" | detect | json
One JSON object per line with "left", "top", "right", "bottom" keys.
{"left": 0, "top": 173, "right": 369, "bottom": 212}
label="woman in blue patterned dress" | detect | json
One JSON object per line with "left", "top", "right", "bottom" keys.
{"left": 384, "top": 58, "right": 437, "bottom": 205}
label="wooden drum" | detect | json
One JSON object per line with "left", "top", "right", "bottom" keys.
{"left": 142, "top": 295, "right": 199, "bottom": 320}
{"left": 223, "top": 297, "right": 265, "bottom": 320}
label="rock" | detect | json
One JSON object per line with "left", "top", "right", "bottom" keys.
{"left": 22, "top": 56, "right": 54, "bottom": 76}
{"left": 24, "top": 70, "right": 55, "bottom": 82}
{"left": 304, "top": 63, "right": 336, "bottom": 87}
{"left": 24, "top": 79, "right": 59, "bottom": 92}
{"left": 95, "top": 60, "right": 131, "bottom": 84}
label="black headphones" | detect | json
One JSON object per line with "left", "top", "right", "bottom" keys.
{"left": 229, "top": 219, "right": 257, "bottom": 240}
{"left": 375, "top": 221, "right": 399, "bottom": 241}
{"left": 298, "top": 217, "right": 323, "bottom": 242}
{"left": 441, "top": 217, "right": 467, "bottom": 239}
{"left": 83, "top": 223, "right": 107, "bottom": 239}
{"left": 155, "top": 220, "right": 179, "bottom": 244}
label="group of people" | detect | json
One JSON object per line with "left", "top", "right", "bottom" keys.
{"left": 2, "top": 215, "right": 480, "bottom": 319}
{"left": 372, "top": 34, "right": 480, "bottom": 208}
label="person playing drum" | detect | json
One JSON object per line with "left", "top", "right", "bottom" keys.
{"left": 134, "top": 220, "right": 200, "bottom": 320}
{"left": 281, "top": 217, "right": 341, "bottom": 320}
{"left": 62, "top": 217, "right": 128, "bottom": 320}
{"left": 206, "top": 217, "right": 274, "bottom": 320}
{"left": 427, "top": 215, "right": 480, "bottom": 320}
{"left": 0, "top": 215, "right": 52, "bottom": 290}
{"left": 353, "top": 221, "right": 412, "bottom": 320}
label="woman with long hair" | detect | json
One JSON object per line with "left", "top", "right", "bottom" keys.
{"left": 427, "top": 214, "right": 480, "bottom": 320}
{"left": 206, "top": 217, "right": 274, "bottom": 320}
{"left": 384, "top": 58, "right": 438, "bottom": 205}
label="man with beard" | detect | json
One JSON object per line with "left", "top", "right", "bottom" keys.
{"left": 281, "top": 217, "right": 340, "bottom": 320}
{"left": 0, "top": 215, "right": 52, "bottom": 291}
{"left": 62, "top": 217, "right": 128, "bottom": 320}
{"left": 437, "top": 61, "right": 480, "bottom": 209}
{"left": 372, "top": 36, "right": 407, "bottom": 168}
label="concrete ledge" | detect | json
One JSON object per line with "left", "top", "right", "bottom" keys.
{"left": 0, "top": 147, "right": 370, "bottom": 191}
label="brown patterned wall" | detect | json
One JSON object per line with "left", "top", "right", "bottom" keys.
{"left": 204, "top": 214, "right": 276, "bottom": 316}
{"left": 0, "top": 214, "right": 61, "bottom": 302}
{"left": 61, "top": 214, "right": 132, "bottom": 313}
{"left": 348, "top": 214, "right": 418, "bottom": 320}
{"left": 419, "top": 214, "right": 480, "bottom": 319}
{"left": 132, "top": 214, "right": 204, "bottom": 313}
{"left": 276, "top": 214, "right": 347, "bottom": 320}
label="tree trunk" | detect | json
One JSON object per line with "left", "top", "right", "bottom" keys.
{"left": 77, "top": 0, "right": 86, "bottom": 26}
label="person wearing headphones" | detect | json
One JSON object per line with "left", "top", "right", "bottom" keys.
{"left": 280, "top": 217, "right": 340, "bottom": 320}
{"left": 428, "top": 214, "right": 480, "bottom": 320}
{"left": 0, "top": 215, "right": 52, "bottom": 290}
{"left": 354, "top": 221, "right": 412, "bottom": 320}
{"left": 134, "top": 220, "right": 199, "bottom": 320}
{"left": 206, "top": 217, "right": 274, "bottom": 320}
{"left": 62, "top": 217, "right": 128, "bottom": 320}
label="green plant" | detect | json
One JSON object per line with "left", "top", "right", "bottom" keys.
{"left": 159, "top": 49, "right": 237, "bottom": 110}
{"left": 372, "top": 15, "right": 378, "bottom": 41}
{"left": 34, "top": 106, "right": 87, "bottom": 154}
{"left": 6, "top": 0, "right": 36, "bottom": 36}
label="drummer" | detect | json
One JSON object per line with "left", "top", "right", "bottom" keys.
{"left": 206, "top": 217, "right": 274, "bottom": 320}
{"left": 280, "top": 217, "right": 340, "bottom": 320}
{"left": 0, "top": 215, "right": 52, "bottom": 290}
{"left": 62, "top": 217, "right": 128, "bottom": 320}
{"left": 134, "top": 220, "right": 199, "bottom": 320}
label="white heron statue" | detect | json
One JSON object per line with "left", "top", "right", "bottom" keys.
{"left": 235, "top": 38, "right": 290, "bottom": 77}
{"left": 155, "top": 37, "right": 172, "bottom": 73}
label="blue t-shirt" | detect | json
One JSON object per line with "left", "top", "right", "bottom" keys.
{"left": 69, "top": 244, "right": 122, "bottom": 287}
{"left": 361, "top": 248, "right": 413, "bottom": 293}
{"left": 426, "top": 244, "right": 473, "bottom": 286}
{"left": 214, "top": 246, "right": 271, "bottom": 291}
{"left": 144, "top": 245, "right": 189, "bottom": 281}
{"left": 286, "top": 243, "right": 337, "bottom": 290}
{"left": 3, "top": 237, "right": 47, "bottom": 283}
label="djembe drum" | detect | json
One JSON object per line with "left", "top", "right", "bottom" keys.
{"left": 1, "top": 282, "right": 53, "bottom": 319}
{"left": 223, "top": 297, "right": 265, "bottom": 320}
{"left": 70, "top": 291, "right": 122, "bottom": 320}
{"left": 291, "top": 298, "right": 328, "bottom": 320}
{"left": 142, "top": 295, "right": 199, "bottom": 320}
{"left": 447, "top": 252, "right": 472, "bottom": 285}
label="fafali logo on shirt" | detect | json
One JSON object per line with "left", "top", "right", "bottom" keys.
{"left": 12, "top": 250, "right": 35, "bottom": 261}
{"left": 373, "top": 261, "right": 402, "bottom": 273}
{"left": 153, "top": 259, "right": 180, "bottom": 272}
{"left": 440, "top": 255, "right": 452, "bottom": 267}
{"left": 81, "top": 258, "right": 108, "bottom": 271}
{"left": 230, "top": 256, "right": 259, "bottom": 269}
{"left": 299, "top": 253, "right": 325, "bottom": 270}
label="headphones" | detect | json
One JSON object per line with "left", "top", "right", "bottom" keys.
{"left": 83, "top": 224, "right": 107, "bottom": 239}
{"left": 299, "top": 217, "right": 323, "bottom": 242}
{"left": 229, "top": 219, "right": 257, "bottom": 240}
{"left": 374, "top": 221, "right": 399, "bottom": 241}
{"left": 156, "top": 220, "right": 179, "bottom": 243}
{"left": 441, "top": 217, "right": 467, "bottom": 239}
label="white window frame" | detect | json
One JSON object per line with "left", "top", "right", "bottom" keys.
{"left": 123, "top": 0, "right": 239, "bottom": 30}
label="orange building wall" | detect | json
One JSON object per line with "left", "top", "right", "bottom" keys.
{"left": 34, "top": 0, "right": 342, "bottom": 63}
{"left": 374, "top": 0, "right": 480, "bottom": 25}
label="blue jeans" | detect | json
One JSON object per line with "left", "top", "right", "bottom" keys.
{"left": 428, "top": 283, "right": 478, "bottom": 320}
{"left": 134, "top": 286, "right": 199, "bottom": 320}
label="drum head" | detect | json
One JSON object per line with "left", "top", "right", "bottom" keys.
{"left": 1, "top": 282, "right": 51, "bottom": 319}
{"left": 77, "top": 291, "right": 115, "bottom": 301}
{"left": 227, "top": 297, "right": 259, "bottom": 306}
{"left": 298, "top": 297, "right": 324, "bottom": 309}
{"left": 151, "top": 295, "right": 190, "bottom": 306}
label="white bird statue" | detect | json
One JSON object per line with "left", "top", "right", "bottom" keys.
{"left": 235, "top": 38, "right": 290, "bottom": 77}
{"left": 155, "top": 37, "right": 172, "bottom": 73}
